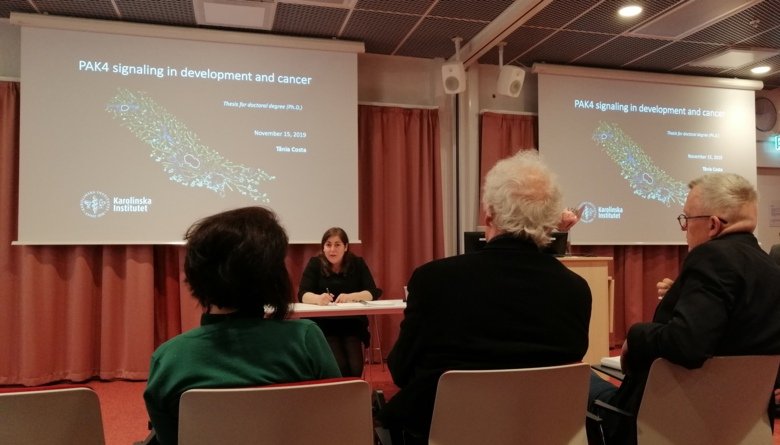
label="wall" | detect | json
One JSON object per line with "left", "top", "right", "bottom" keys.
{"left": 757, "top": 168, "right": 780, "bottom": 250}
{"left": 755, "top": 89, "right": 780, "bottom": 250}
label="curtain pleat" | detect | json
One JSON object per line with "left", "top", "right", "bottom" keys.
{"left": 357, "top": 105, "right": 444, "bottom": 354}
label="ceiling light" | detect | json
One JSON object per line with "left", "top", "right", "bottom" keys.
{"left": 751, "top": 66, "right": 771, "bottom": 74}
{"left": 689, "top": 48, "right": 780, "bottom": 69}
{"left": 194, "top": 0, "right": 275, "bottom": 30}
{"left": 618, "top": 5, "right": 642, "bottom": 17}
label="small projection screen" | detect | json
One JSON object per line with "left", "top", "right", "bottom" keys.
{"left": 16, "top": 16, "right": 361, "bottom": 245}
{"left": 535, "top": 64, "right": 759, "bottom": 245}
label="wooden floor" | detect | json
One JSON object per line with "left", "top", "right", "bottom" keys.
{"left": 88, "top": 364, "right": 780, "bottom": 445}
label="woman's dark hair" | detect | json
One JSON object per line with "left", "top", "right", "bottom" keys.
{"left": 318, "top": 227, "right": 356, "bottom": 276}
{"left": 184, "top": 206, "right": 292, "bottom": 320}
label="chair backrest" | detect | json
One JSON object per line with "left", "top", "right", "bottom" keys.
{"left": 637, "top": 355, "right": 780, "bottom": 445}
{"left": 178, "top": 378, "right": 374, "bottom": 445}
{"left": 428, "top": 363, "right": 591, "bottom": 445}
{"left": 0, "top": 385, "right": 106, "bottom": 445}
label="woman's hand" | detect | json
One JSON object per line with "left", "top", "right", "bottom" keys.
{"left": 334, "top": 291, "right": 372, "bottom": 303}
{"left": 302, "top": 291, "right": 333, "bottom": 305}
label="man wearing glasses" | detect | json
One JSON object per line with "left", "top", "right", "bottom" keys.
{"left": 589, "top": 172, "right": 780, "bottom": 445}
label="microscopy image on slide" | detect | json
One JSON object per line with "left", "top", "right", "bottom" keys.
{"left": 592, "top": 122, "right": 687, "bottom": 207}
{"left": 106, "top": 88, "right": 275, "bottom": 202}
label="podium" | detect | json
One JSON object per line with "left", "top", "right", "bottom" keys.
{"left": 560, "top": 256, "right": 613, "bottom": 365}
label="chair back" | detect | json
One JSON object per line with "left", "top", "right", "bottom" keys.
{"left": 178, "top": 378, "right": 373, "bottom": 445}
{"left": 428, "top": 363, "right": 591, "bottom": 445}
{"left": 0, "top": 385, "right": 106, "bottom": 445}
{"left": 637, "top": 355, "right": 780, "bottom": 445}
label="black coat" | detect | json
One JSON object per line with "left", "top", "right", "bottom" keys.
{"left": 606, "top": 232, "right": 780, "bottom": 444}
{"left": 383, "top": 234, "right": 592, "bottom": 437}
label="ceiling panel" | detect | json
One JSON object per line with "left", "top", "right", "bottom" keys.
{"left": 118, "top": 0, "right": 196, "bottom": 26}
{"left": 273, "top": 2, "right": 348, "bottom": 38}
{"left": 354, "top": 0, "right": 434, "bottom": 15}
{"left": 2, "top": 0, "right": 777, "bottom": 89}
{"left": 342, "top": 10, "right": 419, "bottom": 55}
{"left": 565, "top": 0, "right": 681, "bottom": 35}
{"left": 428, "top": 0, "right": 516, "bottom": 22}
{"left": 395, "top": 16, "right": 484, "bottom": 60}
{"left": 683, "top": 0, "right": 780, "bottom": 44}
{"left": 523, "top": 0, "right": 599, "bottom": 29}
{"left": 627, "top": 41, "right": 724, "bottom": 71}
{"left": 574, "top": 36, "right": 671, "bottom": 67}
{"left": 518, "top": 30, "right": 614, "bottom": 66}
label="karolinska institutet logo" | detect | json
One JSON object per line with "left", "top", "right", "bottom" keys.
{"left": 80, "top": 191, "right": 110, "bottom": 218}
{"left": 577, "top": 201, "right": 624, "bottom": 223}
{"left": 80, "top": 191, "right": 153, "bottom": 218}
{"left": 578, "top": 202, "right": 597, "bottom": 224}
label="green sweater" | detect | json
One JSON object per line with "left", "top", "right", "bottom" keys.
{"left": 144, "top": 313, "right": 341, "bottom": 445}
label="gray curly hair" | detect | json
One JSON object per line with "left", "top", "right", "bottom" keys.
{"left": 481, "top": 150, "right": 562, "bottom": 247}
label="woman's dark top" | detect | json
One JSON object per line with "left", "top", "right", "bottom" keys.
{"left": 297, "top": 255, "right": 382, "bottom": 345}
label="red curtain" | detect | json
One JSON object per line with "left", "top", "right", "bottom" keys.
{"left": 479, "top": 112, "right": 538, "bottom": 185}
{"left": 479, "top": 111, "right": 687, "bottom": 346}
{"left": 0, "top": 83, "right": 443, "bottom": 385}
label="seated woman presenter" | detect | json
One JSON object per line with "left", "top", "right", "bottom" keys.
{"left": 144, "top": 207, "right": 340, "bottom": 445}
{"left": 298, "top": 227, "right": 383, "bottom": 377}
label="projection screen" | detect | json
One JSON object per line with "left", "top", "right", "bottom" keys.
{"left": 535, "top": 64, "right": 761, "bottom": 245}
{"left": 15, "top": 14, "right": 362, "bottom": 245}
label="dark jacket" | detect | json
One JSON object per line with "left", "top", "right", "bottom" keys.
{"left": 383, "top": 235, "right": 592, "bottom": 437}
{"left": 606, "top": 232, "right": 780, "bottom": 444}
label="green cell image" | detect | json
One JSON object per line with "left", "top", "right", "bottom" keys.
{"left": 592, "top": 122, "right": 687, "bottom": 207}
{"left": 106, "top": 88, "right": 275, "bottom": 202}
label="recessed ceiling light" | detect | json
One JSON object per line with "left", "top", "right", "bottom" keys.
{"left": 618, "top": 5, "right": 643, "bottom": 17}
{"left": 689, "top": 48, "right": 780, "bottom": 69}
{"left": 194, "top": 0, "right": 276, "bottom": 30}
{"left": 751, "top": 66, "right": 771, "bottom": 74}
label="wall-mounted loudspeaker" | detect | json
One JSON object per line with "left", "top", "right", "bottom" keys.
{"left": 442, "top": 62, "right": 466, "bottom": 95}
{"left": 497, "top": 65, "right": 526, "bottom": 97}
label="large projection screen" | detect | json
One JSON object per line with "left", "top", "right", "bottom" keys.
{"left": 535, "top": 64, "right": 760, "bottom": 245}
{"left": 16, "top": 15, "right": 361, "bottom": 245}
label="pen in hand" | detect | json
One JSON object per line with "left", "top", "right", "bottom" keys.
{"left": 325, "top": 288, "right": 334, "bottom": 305}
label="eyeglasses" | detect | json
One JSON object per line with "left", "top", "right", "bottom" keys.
{"left": 676, "top": 214, "right": 728, "bottom": 230}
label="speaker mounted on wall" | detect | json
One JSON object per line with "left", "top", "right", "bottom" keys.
{"left": 496, "top": 42, "right": 525, "bottom": 97}
{"left": 442, "top": 37, "right": 466, "bottom": 95}
{"left": 497, "top": 65, "right": 525, "bottom": 97}
{"left": 442, "top": 62, "right": 466, "bottom": 94}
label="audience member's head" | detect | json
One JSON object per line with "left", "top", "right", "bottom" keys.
{"left": 184, "top": 206, "right": 292, "bottom": 319}
{"left": 481, "top": 150, "right": 563, "bottom": 247}
{"left": 683, "top": 173, "right": 758, "bottom": 250}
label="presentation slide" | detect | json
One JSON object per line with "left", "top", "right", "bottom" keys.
{"left": 538, "top": 68, "right": 757, "bottom": 245}
{"left": 18, "top": 25, "right": 359, "bottom": 244}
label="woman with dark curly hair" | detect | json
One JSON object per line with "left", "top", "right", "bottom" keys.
{"left": 144, "top": 207, "right": 340, "bottom": 445}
